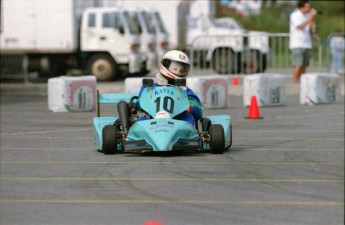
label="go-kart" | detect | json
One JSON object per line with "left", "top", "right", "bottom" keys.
{"left": 93, "top": 79, "right": 232, "bottom": 154}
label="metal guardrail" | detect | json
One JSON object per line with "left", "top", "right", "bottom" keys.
{"left": 0, "top": 54, "right": 27, "bottom": 79}
{"left": 0, "top": 33, "right": 340, "bottom": 81}
{"left": 188, "top": 33, "right": 325, "bottom": 75}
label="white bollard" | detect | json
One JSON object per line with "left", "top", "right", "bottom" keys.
{"left": 187, "top": 75, "right": 229, "bottom": 109}
{"left": 300, "top": 73, "right": 341, "bottom": 105}
{"left": 48, "top": 76, "right": 96, "bottom": 112}
{"left": 243, "top": 73, "right": 286, "bottom": 107}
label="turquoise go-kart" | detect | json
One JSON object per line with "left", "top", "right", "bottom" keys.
{"left": 93, "top": 79, "right": 232, "bottom": 154}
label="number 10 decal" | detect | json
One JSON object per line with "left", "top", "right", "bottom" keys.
{"left": 154, "top": 96, "right": 175, "bottom": 113}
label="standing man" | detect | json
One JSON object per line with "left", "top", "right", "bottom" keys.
{"left": 289, "top": 0, "right": 318, "bottom": 83}
{"left": 329, "top": 32, "right": 345, "bottom": 74}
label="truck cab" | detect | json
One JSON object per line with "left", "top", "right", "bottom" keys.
{"left": 0, "top": 0, "right": 146, "bottom": 81}
{"left": 81, "top": 7, "right": 146, "bottom": 81}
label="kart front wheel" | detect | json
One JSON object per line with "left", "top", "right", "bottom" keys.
{"left": 209, "top": 124, "right": 225, "bottom": 154}
{"left": 225, "top": 125, "right": 232, "bottom": 150}
{"left": 102, "top": 125, "right": 118, "bottom": 155}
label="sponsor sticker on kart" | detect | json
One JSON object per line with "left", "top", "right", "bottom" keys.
{"left": 155, "top": 111, "right": 171, "bottom": 119}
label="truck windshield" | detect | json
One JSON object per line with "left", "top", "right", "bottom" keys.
{"left": 141, "top": 12, "right": 155, "bottom": 34}
{"left": 123, "top": 11, "right": 139, "bottom": 35}
{"left": 132, "top": 12, "right": 142, "bottom": 34}
{"left": 153, "top": 12, "right": 167, "bottom": 34}
{"left": 213, "top": 18, "right": 243, "bottom": 30}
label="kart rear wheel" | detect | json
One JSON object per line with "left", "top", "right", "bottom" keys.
{"left": 209, "top": 124, "right": 225, "bottom": 154}
{"left": 102, "top": 125, "right": 118, "bottom": 155}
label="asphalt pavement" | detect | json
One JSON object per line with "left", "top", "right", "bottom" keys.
{"left": 0, "top": 78, "right": 344, "bottom": 225}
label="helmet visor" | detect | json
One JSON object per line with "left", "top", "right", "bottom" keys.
{"left": 168, "top": 61, "right": 190, "bottom": 77}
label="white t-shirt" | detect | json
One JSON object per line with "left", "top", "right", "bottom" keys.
{"left": 289, "top": 9, "right": 312, "bottom": 49}
{"left": 248, "top": 0, "right": 262, "bottom": 15}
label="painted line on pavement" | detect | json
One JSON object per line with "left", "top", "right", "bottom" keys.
{"left": 0, "top": 147, "right": 94, "bottom": 151}
{"left": 236, "top": 137, "right": 343, "bottom": 141}
{"left": 243, "top": 148, "right": 343, "bottom": 152}
{"left": 0, "top": 161, "right": 343, "bottom": 166}
{"left": 0, "top": 128, "right": 92, "bottom": 136}
{"left": 0, "top": 136, "right": 92, "bottom": 140}
{"left": 0, "top": 147, "right": 343, "bottom": 152}
{"left": 1, "top": 177, "right": 343, "bottom": 183}
{"left": 235, "top": 129, "right": 344, "bottom": 133}
{"left": 0, "top": 199, "right": 343, "bottom": 206}
{"left": 1, "top": 136, "right": 342, "bottom": 141}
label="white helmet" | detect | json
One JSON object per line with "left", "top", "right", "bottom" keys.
{"left": 159, "top": 50, "right": 190, "bottom": 85}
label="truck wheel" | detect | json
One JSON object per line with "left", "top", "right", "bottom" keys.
{"left": 212, "top": 48, "right": 235, "bottom": 74}
{"left": 243, "top": 50, "right": 267, "bottom": 74}
{"left": 102, "top": 125, "right": 118, "bottom": 155}
{"left": 87, "top": 54, "right": 117, "bottom": 81}
{"left": 209, "top": 124, "right": 225, "bottom": 154}
{"left": 258, "top": 53, "right": 267, "bottom": 72}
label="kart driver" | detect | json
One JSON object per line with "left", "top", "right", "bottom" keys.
{"left": 135, "top": 50, "right": 202, "bottom": 125}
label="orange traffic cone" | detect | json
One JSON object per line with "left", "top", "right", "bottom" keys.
{"left": 245, "top": 96, "right": 264, "bottom": 119}
{"left": 232, "top": 76, "right": 239, "bottom": 86}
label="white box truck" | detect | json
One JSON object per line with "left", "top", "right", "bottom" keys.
{"left": 0, "top": 0, "right": 146, "bottom": 81}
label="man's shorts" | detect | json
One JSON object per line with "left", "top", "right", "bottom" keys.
{"left": 291, "top": 48, "right": 312, "bottom": 67}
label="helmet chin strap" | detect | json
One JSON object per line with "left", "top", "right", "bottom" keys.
{"left": 156, "top": 72, "right": 187, "bottom": 87}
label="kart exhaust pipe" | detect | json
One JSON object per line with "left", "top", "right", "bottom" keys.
{"left": 117, "top": 101, "right": 130, "bottom": 133}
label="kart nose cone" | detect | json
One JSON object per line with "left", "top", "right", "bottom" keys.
{"left": 154, "top": 140, "right": 173, "bottom": 151}
{"left": 126, "top": 119, "right": 198, "bottom": 152}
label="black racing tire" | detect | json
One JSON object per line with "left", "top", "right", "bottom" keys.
{"left": 212, "top": 48, "right": 236, "bottom": 74}
{"left": 102, "top": 125, "right": 118, "bottom": 155}
{"left": 87, "top": 53, "right": 118, "bottom": 81}
{"left": 209, "top": 124, "right": 225, "bottom": 154}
